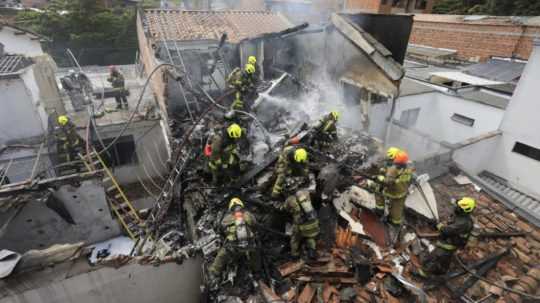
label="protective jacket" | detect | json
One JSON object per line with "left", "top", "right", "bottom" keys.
{"left": 227, "top": 68, "right": 255, "bottom": 93}
{"left": 382, "top": 165, "right": 413, "bottom": 199}
{"left": 313, "top": 114, "right": 338, "bottom": 142}
{"left": 208, "top": 129, "right": 240, "bottom": 171}
{"left": 437, "top": 212, "right": 473, "bottom": 251}
{"left": 281, "top": 191, "right": 319, "bottom": 238}
{"left": 57, "top": 121, "right": 82, "bottom": 151}
{"left": 221, "top": 210, "right": 257, "bottom": 248}
{"left": 272, "top": 146, "right": 309, "bottom": 197}
{"left": 108, "top": 71, "right": 126, "bottom": 89}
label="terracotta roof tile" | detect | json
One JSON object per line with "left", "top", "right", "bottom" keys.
{"left": 143, "top": 10, "right": 292, "bottom": 43}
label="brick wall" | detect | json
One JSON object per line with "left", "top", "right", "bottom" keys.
{"left": 345, "top": 0, "right": 381, "bottom": 11}
{"left": 410, "top": 16, "right": 540, "bottom": 61}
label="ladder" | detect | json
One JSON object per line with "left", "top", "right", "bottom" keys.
{"left": 79, "top": 150, "right": 143, "bottom": 240}
{"left": 146, "top": 147, "right": 192, "bottom": 234}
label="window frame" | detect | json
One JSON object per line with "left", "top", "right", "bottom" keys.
{"left": 451, "top": 113, "right": 475, "bottom": 127}
{"left": 512, "top": 142, "right": 540, "bottom": 162}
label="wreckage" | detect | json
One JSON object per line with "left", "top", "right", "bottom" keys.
{"left": 1, "top": 11, "right": 539, "bottom": 303}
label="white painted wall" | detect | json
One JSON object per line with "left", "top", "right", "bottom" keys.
{"left": 453, "top": 134, "right": 501, "bottom": 175}
{"left": 0, "top": 26, "right": 44, "bottom": 57}
{"left": 94, "top": 120, "right": 169, "bottom": 185}
{"left": 0, "top": 76, "right": 46, "bottom": 144}
{"left": 394, "top": 92, "right": 505, "bottom": 144}
{"left": 481, "top": 42, "right": 540, "bottom": 197}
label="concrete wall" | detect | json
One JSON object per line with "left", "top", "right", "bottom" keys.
{"left": 483, "top": 42, "right": 540, "bottom": 197}
{"left": 386, "top": 121, "right": 452, "bottom": 161}
{"left": 0, "top": 258, "right": 203, "bottom": 303}
{"left": 0, "top": 26, "right": 43, "bottom": 57}
{"left": 136, "top": 12, "right": 170, "bottom": 130}
{"left": 410, "top": 15, "right": 540, "bottom": 61}
{"left": 453, "top": 133, "right": 500, "bottom": 175}
{"left": 0, "top": 76, "right": 46, "bottom": 144}
{"left": 0, "top": 178, "right": 122, "bottom": 253}
{"left": 394, "top": 91, "right": 505, "bottom": 144}
{"left": 96, "top": 120, "right": 169, "bottom": 185}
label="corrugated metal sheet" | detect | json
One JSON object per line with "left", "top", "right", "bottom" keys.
{"left": 0, "top": 55, "right": 27, "bottom": 76}
{"left": 464, "top": 59, "right": 526, "bottom": 83}
{"left": 477, "top": 171, "right": 540, "bottom": 227}
{"left": 430, "top": 71, "right": 504, "bottom": 86}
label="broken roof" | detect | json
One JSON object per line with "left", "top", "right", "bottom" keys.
{"left": 331, "top": 13, "right": 406, "bottom": 82}
{"left": 142, "top": 9, "right": 293, "bottom": 44}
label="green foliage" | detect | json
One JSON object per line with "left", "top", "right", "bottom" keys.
{"left": 15, "top": 0, "right": 137, "bottom": 48}
{"left": 433, "top": 0, "right": 540, "bottom": 15}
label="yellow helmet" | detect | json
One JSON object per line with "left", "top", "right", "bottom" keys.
{"left": 245, "top": 64, "right": 256, "bottom": 74}
{"left": 457, "top": 197, "right": 476, "bottom": 213}
{"left": 58, "top": 115, "right": 69, "bottom": 126}
{"left": 229, "top": 197, "right": 244, "bottom": 210}
{"left": 386, "top": 147, "right": 400, "bottom": 160}
{"left": 294, "top": 148, "right": 308, "bottom": 163}
{"left": 330, "top": 111, "right": 340, "bottom": 120}
{"left": 248, "top": 56, "right": 257, "bottom": 65}
{"left": 227, "top": 123, "right": 242, "bottom": 139}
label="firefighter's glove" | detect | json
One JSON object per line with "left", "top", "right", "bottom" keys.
{"left": 436, "top": 223, "right": 445, "bottom": 231}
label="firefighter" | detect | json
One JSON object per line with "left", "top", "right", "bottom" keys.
{"left": 208, "top": 198, "right": 260, "bottom": 283}
{"left": 207, "top": 123, "right": 244, "bottom": 184}
{"left": 56, "top": 115, "right": 84, "bottom": 169}
{"left": 107, "top": 66, "right": 128, "bottom": 109}
{"left": 365, "top": 147, "right": 401, "bottom": 217}
{"left": 271, "top": 146, "right": 310, "bottom": 199}
{"left": 416, "top": 197, "right": 476, "bottom": 278}
{"left": 247, "top": 55, "right": 260, "bottom": 83}
{"left": 277, "top": 190, "right": 320, "bottom": 260}
{"left": 380, "top": 150, "right": 413, "bottom": 226}
{"left": 227, "top": 64, "right": 257, "bottom": 111}
{"left": 311, "top": 111, "right": 339, "bottom": 149}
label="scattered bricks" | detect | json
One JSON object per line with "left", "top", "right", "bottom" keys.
{"left": 478, "top": 216, "right": 490, "bottom": 226}
{"left": 531, "top": 230, "right": 540, "bottom": 242}
{"left": 512, "top": 238, "right": 530, "bottom": 255}
{"left": 279, "top": 260, "right": 305, "bottom": 277}
{"left": 506, "top": 293, "right": 523, "bottom": 303}
{"left": 515, "top": 221, "right": 533, "bottom": 233}
{"left": 489, "top": 285, "right": 504, "bottom": 297}
{"left": 517, "top": 276, "right": 538, "bottom": 294}
{"left": 501, "top": 275, "right": 520, "bottom": 283}
{"left": 322, "top": 283, "right": 339, "bottom": 303}
{"left": 527, "top": 268, "right": 540, "bottom": 281}
{"left": 497, "top": 261, "right": 518, "bottom": 277}
{"left": 500, "top": 211, "right": 518, "bottom": 223}
{"left": 486, "top": 222, "right": 499, "bottom": 231}
{"left": 513, "top": 249, "right": 532, "bottom": 265}
{"left": 298, "top": 283, "right": 315, "bottom": 303}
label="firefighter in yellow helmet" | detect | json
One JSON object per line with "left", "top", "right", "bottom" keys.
{"left": 206, "top": 123, "right": 245, "bottom": 184}
{"left": 271, "top": 146, "right": 310, "bottom": 199}
{"left": 208, "top": 197, "right": 260, "bottom": 285}
{"left": 227, "top": 63, "right": 258, "bottom": 111}
{"left": 416, "top": 197, "right": 475, "bottom": 278}
{"left": 55, "top": 115, "right": 85, "bottom": 172}
{"left": 364, "top": 147, "right": 401, "bottom": 217}
{"left": 380, "top": 150, "right": 413, "bottom": 225}
{"left": 311, "top": 111, "right": 339, "bottom": 149}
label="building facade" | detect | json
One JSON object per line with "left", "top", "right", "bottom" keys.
{"left": 343, "top": 0, "right": 436, "bottom": 14}
{"left": 410, "top": 15, "right": 540, "bottom": 61}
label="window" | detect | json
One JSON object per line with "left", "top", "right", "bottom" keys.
{"left": 399, "top": 108, "right": 420, "bottom": 127}
{"left": 451, "top": 113, "right": 475, "bottom": 127}
{"left": 95, "top": 136, "right": 138, "bottom": 167}
{"left": 512, "top": 142, "right": 540, "bottom": 162}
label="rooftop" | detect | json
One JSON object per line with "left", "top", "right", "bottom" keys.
{"left": 55, "top": 65, "right": 158, "bottom": 128}
{"left": 142, "top": 9, "right": 293, "bottom": 44}
{"left": 414, "top": 14, "right": 540, "bottom": 26}
{"left": 464, "top": 58, "right": 526, "bottom": 83}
